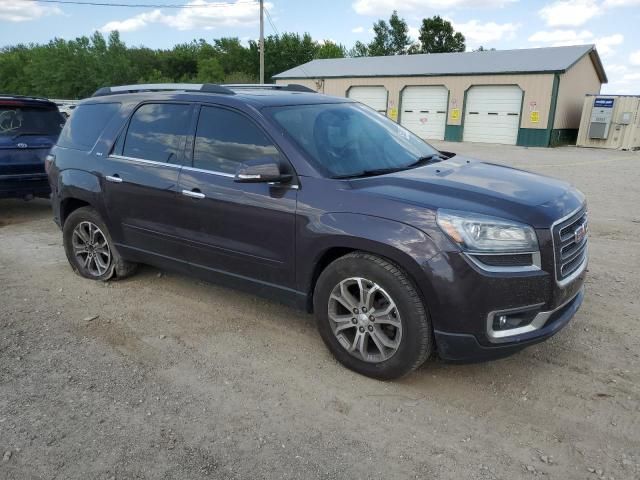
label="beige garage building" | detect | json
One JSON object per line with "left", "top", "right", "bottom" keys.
{"left": 274, "top": 45, "right": 607, "bottom": 147}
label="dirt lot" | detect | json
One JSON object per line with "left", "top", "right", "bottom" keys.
{"left": 1, "top": 143, "right": 639, "bottom": 480}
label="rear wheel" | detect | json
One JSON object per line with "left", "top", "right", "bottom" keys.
{"left": 314, "top": 252, "right": 432, "bottom": 380}
{"left": 63, "top": 207, "right": 136, "bottom": 281}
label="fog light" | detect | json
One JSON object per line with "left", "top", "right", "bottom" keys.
{"left": 492, "top": 309, "right": 539, "bottom": 331}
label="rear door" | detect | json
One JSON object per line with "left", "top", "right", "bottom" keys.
{"left": 100, "top": 102, "right": 193, "bottom": 262}
{"left": 176, "top": 104, "right": 297, "bottom": 289}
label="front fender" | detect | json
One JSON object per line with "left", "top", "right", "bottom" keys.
{"left": 297, "top": 212, "right": 441, "bottom": 311}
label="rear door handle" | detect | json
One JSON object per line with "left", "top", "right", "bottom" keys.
{"left": 105, "top": 175, "right": 122, "bottom": 183}
{"left": 182, "top": 189, "right": 205, "bottom": 199}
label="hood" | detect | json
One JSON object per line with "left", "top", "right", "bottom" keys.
{"left": 349, "top": 156, "right": 585, "bottom": 228}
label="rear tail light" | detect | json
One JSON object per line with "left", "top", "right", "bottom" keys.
{"left": 45, "top": 153, "right": 55, "bottom": 174}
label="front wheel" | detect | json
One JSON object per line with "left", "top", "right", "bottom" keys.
{"left": 314, "top": 252, "right": 433, "bottom": 380}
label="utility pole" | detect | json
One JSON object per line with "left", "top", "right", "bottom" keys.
{"left": 259, "top": 0, "right": 264, "bottom": 84}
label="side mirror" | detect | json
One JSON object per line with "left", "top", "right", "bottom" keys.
{"left": 234, "top": 157, "right": 292, "bottom": 184}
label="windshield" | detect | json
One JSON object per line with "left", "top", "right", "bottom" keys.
{"left": 266, "top": 102, "right": 439, "bottom": 178}
{"left": 0, "top": 106, "right": 64, "bottom": 138}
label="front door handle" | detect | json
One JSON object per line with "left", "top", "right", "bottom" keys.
{"left": 105, "top": 174, "right": 122, "bottom": 183}
{"left": 182, "top": 189, "right": 205, "bottom": 199}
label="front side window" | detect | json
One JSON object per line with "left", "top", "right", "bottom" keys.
{"left": 123, "top": 103, "right": 191, "bottom": 164}
{"left": 266, "top": 102, "right": 439, "bottom": 178}
{"left": 193, "top": 106, "right": 280, "bottom": 174}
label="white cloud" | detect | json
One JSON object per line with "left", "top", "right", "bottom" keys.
{"left": 101, "top": 10, "right": 164, "bottom": 33}
{"left": 622, "top": 72, "right": 640, "bottom": 81}
{"left": 100, "top": 0, "right": 270, "bottom": 33}
{"left": 604, "top": 63, "right": 628, "bottom": 75}
{"left": 538, "top": 0, "right": 601, "bottom": 27}
{"left": 630, "top": 50, "right": 640, "bottom": 65}
{"left": 527, "top": 29, "right": 623, "bottom": 56}
{"left": 594, "top": 33, "right": 623, "bottom": 56}
{"left": 351, "top": 26, "right": 365, "bottom": 33}
{"left": 527, "top": 29, "right": 594, "bottom": 45}
{"left": 0, "top": 0, "right": 61, "bottom": 22}
{"left": 603, "top": 0, "right": 640, "bottom": 6}
{"left": 352, "top": 0, "right": 516, "bottom": 16}
{"left": 453, "top": 20, "right": 520, "bottom": 46}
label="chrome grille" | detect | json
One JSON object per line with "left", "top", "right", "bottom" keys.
{"left": 552, "top": 208, "right": 588, "bottom": 282}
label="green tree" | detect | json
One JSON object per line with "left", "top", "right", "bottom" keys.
{"left": 418, "top": 16, "right": 466, "bottom": 53}
{"left": 348, "top": 41, "right": 369, "bottom": 57}
{"left": 196, "top": 57, "right": 224, "bottom": 83}
{"left": 388, "top": 10, "right": 412, "bottom": 55}
{"left": 368, "top": 19, "right": 393, "bottom": 56}
{"left": 315, "top": 41, "right": 346, "bottom": 59}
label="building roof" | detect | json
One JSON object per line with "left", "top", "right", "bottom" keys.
{"left": 274, "top": 45, "right": 607, "bottom": 83}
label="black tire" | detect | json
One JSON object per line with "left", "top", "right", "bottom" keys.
{"left": 313, "top": 252, "right": 432, "bottom": 380}
{"left": 63, "top": 206, "right": 137, "bottom": 281}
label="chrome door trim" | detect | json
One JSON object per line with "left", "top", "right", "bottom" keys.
{"left": 109, "top": 154, "right": 182, "bottom": 169}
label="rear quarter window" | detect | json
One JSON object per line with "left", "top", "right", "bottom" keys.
{"left": 57, "top": 103, "right": 121, "bottom": 151}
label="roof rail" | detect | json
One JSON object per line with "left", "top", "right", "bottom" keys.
{"left": 224, "top": 83, "right": 317, "bottom": 93}
{"left": 91, "top": 83, "right": 235, "bottom": 97}
{"left": 0, "top": 94, "right": 52, "bottom": 102}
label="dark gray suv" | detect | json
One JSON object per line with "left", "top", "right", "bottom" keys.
{"left": 47, "top": 83, "right": 588, "bottom": 379}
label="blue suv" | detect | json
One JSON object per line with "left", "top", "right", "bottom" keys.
{"left": 0, "top": 95, "right": 65, "bottom": 199}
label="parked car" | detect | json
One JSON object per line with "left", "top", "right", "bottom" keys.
{"left": 47, "top": 83, "right": 588, "bottom": 379}
{"left": 1, "top": 95, "right": 65, "bottom": 199}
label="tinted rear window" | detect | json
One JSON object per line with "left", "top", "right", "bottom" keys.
{"left": 122, "top": 103, "right": 191, "bottom": 164}
{"left": 57, "top": 103, "right": 120, "bottom": 151}
{"left": 0, "top": 106, "right": 63, "bottom": 138}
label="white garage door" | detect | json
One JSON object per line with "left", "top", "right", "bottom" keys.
{"left": 347, "top": 86, "right": 388, "bottom": 115}
{"left": 400, "top": 86, "right": 448, "bottom": 140}
{"left": 463, "top": 86, "right": 523, "bottom": 145}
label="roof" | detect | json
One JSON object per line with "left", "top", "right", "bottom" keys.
{"left": 82, "top": 89, "right": 351, "bottom": 109}
{"left": 274, "top": 45, "right": 607, "bottom": 83}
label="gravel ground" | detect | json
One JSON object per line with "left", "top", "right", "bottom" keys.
{"left": 1, "top": 143, "right": 639, "bottom": 480}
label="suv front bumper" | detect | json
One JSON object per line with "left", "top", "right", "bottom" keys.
{"left": 434, "top": 287, "right": 584, "bottom": 362}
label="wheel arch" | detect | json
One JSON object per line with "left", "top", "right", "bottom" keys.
{"left": 56, "top": 169, "right": 105, "bottom": 226}
{"left": 301, "top": 214, "right": 441, "bottom": 314}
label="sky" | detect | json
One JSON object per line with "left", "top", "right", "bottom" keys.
{"left": 1, "top": 0, "right": 639, "bottom": 93}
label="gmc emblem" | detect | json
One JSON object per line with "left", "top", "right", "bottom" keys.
{"left": 574, "top": 224, "right": 586, "bottom": 244}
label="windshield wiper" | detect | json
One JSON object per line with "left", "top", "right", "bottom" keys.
{"left": 332, "top": 166, "right": 407, "bottom": 179}
{"left": 11, "top": 131, "right": 50, "bottom": 140}
{"left": 332, "top": 153, "right": 450, "bottom": 180}
{"left": 406, "top": 153, "right": 447, "bottom": 169}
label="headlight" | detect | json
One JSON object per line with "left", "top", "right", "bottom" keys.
{"left": 436, "top": 209, "right": 538, "bottom": 252}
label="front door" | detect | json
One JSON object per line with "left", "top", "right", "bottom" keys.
{"left": 100, "top": 102, "right": 193, "bottom": 261}
{"left": 177, "top": 105, "right": 297, "bottom": 290}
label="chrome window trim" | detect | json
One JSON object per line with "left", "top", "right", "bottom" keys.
{"left": 551, "top": 206, "right": 588, "bottom": 286}
{"left": 464, "top": 251, "right": 541, "bottom": 273}
{"left": 109, "top": 154, "right": 181, "bottom": 169}
{"left": 182, "top": 165, "right": 235, "bottom": 178}
{"left": 486, "top": 288, "right": 582, "bottom": 342}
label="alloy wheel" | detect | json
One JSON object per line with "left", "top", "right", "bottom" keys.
{"left": 71, "top": 221, "right": 112, "bottom": 277}
{"left": 327, "top": 277, "right": 402, "bottom": 363}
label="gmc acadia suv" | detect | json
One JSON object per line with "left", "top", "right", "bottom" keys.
{"left": 47, "top": 83, "right": 588, "bottom": 379}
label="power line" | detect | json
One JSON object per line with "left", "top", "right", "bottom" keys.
{"left": 263, "top": 6, "right": 279, "bottom": 36}
{"left": 20, "top": 0, "right": 257, "bottom": 8}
